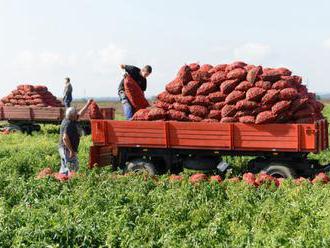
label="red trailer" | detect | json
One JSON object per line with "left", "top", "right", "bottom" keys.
{"left": 0, "top": 106, "right": 115, "bottom": 134}
{"left": 89, "top": 119, "right": 329, "bottom": 178}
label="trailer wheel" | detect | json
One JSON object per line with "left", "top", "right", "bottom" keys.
{"left": 125, "top": 159, "right": 156, "bottom": 176}
{"left": 5, "top": 124, "right": 22, "bottom": 133}
{"left": 261, "top": 165, "right": 296, "bottom": 178}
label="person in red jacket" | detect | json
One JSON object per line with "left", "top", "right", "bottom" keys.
{"left": 118, "top": 64, "right": 152, "bottom": 119}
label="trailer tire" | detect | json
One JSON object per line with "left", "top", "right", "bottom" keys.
{"left": 261, "top": 165, "right": 296, "bottom": 178}
{"left": 6, "top": 124, "right": 22, "bottom": 133}
{"left": 125, "top": 159, "right": 156, "bottom": 176}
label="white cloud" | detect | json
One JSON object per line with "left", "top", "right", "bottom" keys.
{"left": 233, "top": 43, "right": 271, "bottom": 63}
{"left": 13, "top": 43, "right": 127, "bottom": 74}
{"left": 8, "top": 43, "right": 128, "bottom": 97}
{"left": 39, "top": 52, "right": 76, "bottom": 67}
{"left": 99, "top": 44, "right": 127, "bottom": 66}
{"left": 15, "top": 50, "right": 37, "bottom": 68}
{"left": 87, "top": 44, "right": 127, "bottom": 74}
{"left": 212, "top": 44, "right": 232, "bottom": 54}
{"left": 323, "top": 38, "right": 330, "bottom": 49}
{"left": 14, "top": 50, "right": 77, "bottom": 70}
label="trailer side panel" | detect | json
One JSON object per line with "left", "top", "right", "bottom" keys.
{"left": 91, "top": 120, "right": 325, "bottom": 153}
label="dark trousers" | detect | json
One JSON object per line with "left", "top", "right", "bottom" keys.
{"left": 64, "top": 100, "right": 72, "bottom": 108}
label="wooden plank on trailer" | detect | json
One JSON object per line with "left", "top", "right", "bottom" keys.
{"left": 325, "top": 120, "right": 329, "bottom": 151}
{"left": 233, "top": 123, "right": 301, "bottom": 151}
{"left": 91, "top": 121, "right": 107, "bottom": 145}
{"left": 0, "top": 107, "right": 4, "bottom": 120}
{"left": 300, "top": 125, "right": 317, "bottom": 151}
{"left": 168, "top": 122, "right": 231, "bottom": 149}
{"left": 31, "top": 107, "right": 62, "bottom": 121}
{"left": 235, "top": 140, "right": 298, "bottom": 150}
{"left": 3, "top": 106, "right": 31, "bottom": 120}
{"left": 105, "top": 120, "right": 167, "bottom": 147}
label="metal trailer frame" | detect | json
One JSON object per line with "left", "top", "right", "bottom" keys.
{"left": 89, "top": 119, "right": 329, "bottom": 177}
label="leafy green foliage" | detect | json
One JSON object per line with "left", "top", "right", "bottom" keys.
{"left": 0, "top": 105, "right": 329, "bottom": 247}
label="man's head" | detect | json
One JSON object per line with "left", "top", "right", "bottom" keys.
{"left": 65, "top": 107, "right": 78, "bottom": 121}
{"left": 65, "top": 77, "right": 70, "bottom": 84}
{"left": 140, "top": 65, "right": 152, "bottom": 78}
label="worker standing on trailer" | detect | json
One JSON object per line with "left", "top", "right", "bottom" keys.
{"left": 58, "top": 99, "right": 93, "bottom": 175}
{"left": 118, "top": 64, "right": 152, "bottom": 119}
{"left": 63, "top": 77, "right": 73, "bottom": 108}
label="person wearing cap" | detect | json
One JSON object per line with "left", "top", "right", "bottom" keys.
{"left": 63, "top": 77, "right": 73, "bottom": 108}
{"left": 118, "top": 64, "right": 152, "bottom": 119}
{"left": 58, "top": 99, "right": 93, "bottom": 174}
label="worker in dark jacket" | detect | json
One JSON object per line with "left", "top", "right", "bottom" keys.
{"left": 63, "top": 77, "right": 73, "bottom": 108}
{"left": 58, "top": 99, "right": 93, "bottom": 174}
{"left": 118, "top": 64, "right": 152, "bottom": 119}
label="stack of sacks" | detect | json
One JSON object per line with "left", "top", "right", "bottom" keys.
{"left": 132, "top": 61, "right": 324, "bottom": 124}
{"left": 0, "top": 85, "right": 63, "bottom": 107}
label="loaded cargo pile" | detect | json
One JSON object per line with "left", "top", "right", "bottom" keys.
{"left": 132, "top": 61, "right": 324, "bottom": 124}
{"left": 0, "top": 85, "right": 63, "bottom": 107}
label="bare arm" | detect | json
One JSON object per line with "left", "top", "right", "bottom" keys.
{"left": 63, "top": 133, "right": 75, "bottom": 158}
{"left": 77, "top": 99, "right": 93, "bottom": 119}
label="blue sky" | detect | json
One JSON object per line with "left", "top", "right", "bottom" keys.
{"left": 0, "top": 0, "right": 330, "bottom": 98}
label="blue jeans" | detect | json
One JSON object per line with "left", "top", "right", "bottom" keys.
{"left": 119, "top": 91, "right": 133, "bottom": 120}
{"left": 64, "top": 100, "right": 71, "bottom": 108}
{"left": 58, "top": 146, "right": 79, "bottom": 174}
{"left": 123, "top": 102, "right": 133, "bottom": 120}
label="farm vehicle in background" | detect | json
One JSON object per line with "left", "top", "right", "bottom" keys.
{"left": 0, "top": 106, "right": 115, "bottom": 135}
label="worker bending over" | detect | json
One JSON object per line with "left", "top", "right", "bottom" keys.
{"left": 63, "top": 77, "right": 73, "bottom": 108}
{"left": 58, "top": 99, "right": 93, "bottom": 174}
{"left": 118, "top": 64, "right": 152, "bottom": 119}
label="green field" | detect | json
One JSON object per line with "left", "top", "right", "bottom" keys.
{"left": 0, "top": 105, "right": 330, "bottom": 247}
